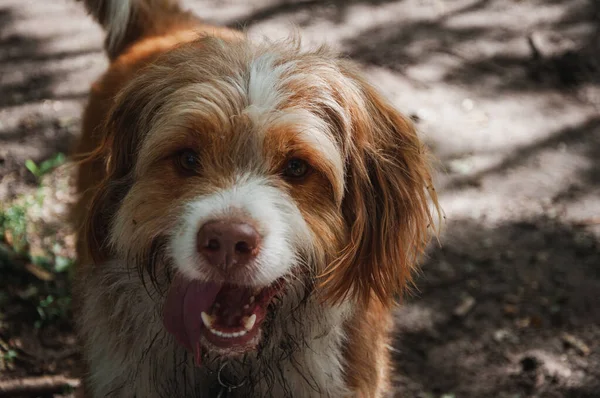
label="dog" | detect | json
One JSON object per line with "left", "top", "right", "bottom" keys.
{"left": 72, "top": 0, "right": 440, "bottom": 396}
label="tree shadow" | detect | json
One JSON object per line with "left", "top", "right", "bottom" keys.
{"left": 0, "top": 5, "right": 97, "bottom": 195}
{"left": 0, "top": 8, "right": 96, "bottom": 109}
{"left": 443, "top": 116, "right": 600, "bottom": 200}
{"left": 227, "top": 0, "right": 403, "bottom": 29}
{"left": 393, "top": 216, "right": 600, "bottom": 397}
{"left": 342, "top": 0, "right": 599, "bottom": 92}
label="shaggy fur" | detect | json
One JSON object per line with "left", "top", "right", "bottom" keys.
{"left": 72, "top": 1, "right": 440, "bottom": 397}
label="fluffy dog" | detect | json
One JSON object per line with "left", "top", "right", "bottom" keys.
{"left": 72, "top": 0, "right": 440, "bottom": 396}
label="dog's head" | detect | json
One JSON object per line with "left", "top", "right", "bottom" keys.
{"left": 82, "top": 37, "right": 439, "bottom": 362}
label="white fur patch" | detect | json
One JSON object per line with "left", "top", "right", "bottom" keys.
{"left": 245, "top": 54, "right": 296, "bottom": 128}
{"left": 170, "top": 174, "right": 312, "bottom": 286}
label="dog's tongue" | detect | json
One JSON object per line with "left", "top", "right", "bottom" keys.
{"left": 162, "top": 274, "right": 220, "bottom": 366}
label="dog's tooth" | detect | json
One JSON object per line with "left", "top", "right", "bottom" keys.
{"left": 201, "top": 312, "right": 215, "bottom": 328}
{"left": 210, "top": 329, "right": 248, "bottom": 339}
{"left": 249, "top": 296, "right": 255, "bottom": 304}
{"left": 243, "top": 314, "right": 257, "bottom": 331}
{"left": 243, "top": 304, "right": 249, "bottom": 309}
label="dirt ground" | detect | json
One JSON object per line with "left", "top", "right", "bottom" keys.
{"left": 1, "top": 0, "right": 599, "bottom": 397}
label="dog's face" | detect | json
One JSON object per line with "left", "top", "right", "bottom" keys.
{"left": 83, "top": 38, "right": 438, "bottom": 362}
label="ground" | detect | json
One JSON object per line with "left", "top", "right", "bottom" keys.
{"left": 0, "top": 0, "right": 599, "bottom": 397}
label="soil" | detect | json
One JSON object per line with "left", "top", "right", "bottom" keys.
{"left": 1, "top": 0, "right": 599, "bottom": 397}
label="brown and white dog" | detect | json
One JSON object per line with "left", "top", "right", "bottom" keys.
{"left": 72, "top": 0, "right": 440, "bottom": 396}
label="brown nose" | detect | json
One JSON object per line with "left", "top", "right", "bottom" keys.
{"left": 197, "top": 220, "right": 260, "bottom": 270}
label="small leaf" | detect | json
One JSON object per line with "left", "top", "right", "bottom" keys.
{"left": 54, "top": 256, "right": 72, "bottom": 273}
{"left": 39, "top": 295, "right": 55, "bottom": 308}
{"left": 25, "top": 159, "right": 40, "bottom": 177}
{"left": 38, "top": 153, "right": 66, "bottom": 176}
{"left": 3, "top": 349, "right": 17, "bottom": 361}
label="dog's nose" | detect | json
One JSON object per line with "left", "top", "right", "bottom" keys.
{"left": 197, "top": 220, "right": 260, "bottom": 270}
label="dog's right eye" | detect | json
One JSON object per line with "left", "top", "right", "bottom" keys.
{"left": 175, "top": 150, "right": 200, "bottom": 175}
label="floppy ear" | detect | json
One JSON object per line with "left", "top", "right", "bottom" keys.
{"left": 78, "top": 135, "right": 134, "bottom": 265}
{"left": 321, "top": 69, "right": 441, "bottom": 307}
{"left": 78, "top": 88, "right": 151, "bottom": 264}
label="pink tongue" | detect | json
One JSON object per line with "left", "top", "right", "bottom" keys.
{"left": 162, "top": 274, "right": 221, "bottom": 366}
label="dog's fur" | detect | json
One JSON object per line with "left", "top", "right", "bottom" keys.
{"left": 72, "top": 1, "right": 440, "bottom": 396}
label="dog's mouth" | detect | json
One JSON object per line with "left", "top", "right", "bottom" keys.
{"left": 162, "top": 274, "right": 284, "bottom": 366}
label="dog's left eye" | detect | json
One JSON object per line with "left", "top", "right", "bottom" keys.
{"left": 175, "top": 150, "right": 200, "bottom": 175}
{"left": 283, "top": 158, "right": 310, "bottom": 180}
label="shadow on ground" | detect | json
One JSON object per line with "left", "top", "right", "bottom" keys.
{"left": 0, "top": 5, "right": 96, "bottom": 197}
{"left": 343, "top": 0, "right": 600, "bottom": 91}
{"left": 394, "top": 216, "right": 600, "bottom": 397}
{"left": 0, "top": 7, "right": 93, "bottom": 108}
{"left": 227, "top": 0, "right": 402, "bottom": 28}
{"left": 443, "top": 116, "right": 600, "bottom": 195}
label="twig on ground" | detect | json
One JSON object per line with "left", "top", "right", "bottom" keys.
{"left": 572, "top": 217, "right": 600, "bottom": 227}
{"left": 0, "top": 375, "right": 80, "bottom": 397}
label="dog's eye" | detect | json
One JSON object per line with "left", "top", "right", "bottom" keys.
{"left": 283, "top": 158, "right": 310, "bottom": 180}
{"left": 175, "top": 150, "right": 200, "bottom": 175}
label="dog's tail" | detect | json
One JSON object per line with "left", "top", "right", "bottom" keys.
{"left": 79, "top": 0, "right": 194, "bottom": 59}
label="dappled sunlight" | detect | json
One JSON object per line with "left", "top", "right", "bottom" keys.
{"left": 0, "top": 0, "right": 598, "bottom": 396}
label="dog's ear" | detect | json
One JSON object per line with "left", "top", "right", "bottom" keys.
{"left": 79, "top": 90, "right": 149, "bottom": 264}
{"left": 321, "top": 67, "right": 441, "bottom": 307}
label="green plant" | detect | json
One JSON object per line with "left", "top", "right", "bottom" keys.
{"left": 2, "top": 349, "right": 17, "bottom": 363}
{"left": 53, "top": 255, "right": 73, "bottom": 273}
{"left": 0, "top": 204, "right": 28, "bottom": 253}
{"left": 25, "top": 152, "right": 66, "bottom": 179}
{"left": 35, "top": 294, "right": 72, "bottom": 329}
{"left": 0, "top": 159, "right": 76, "bottom": 330}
